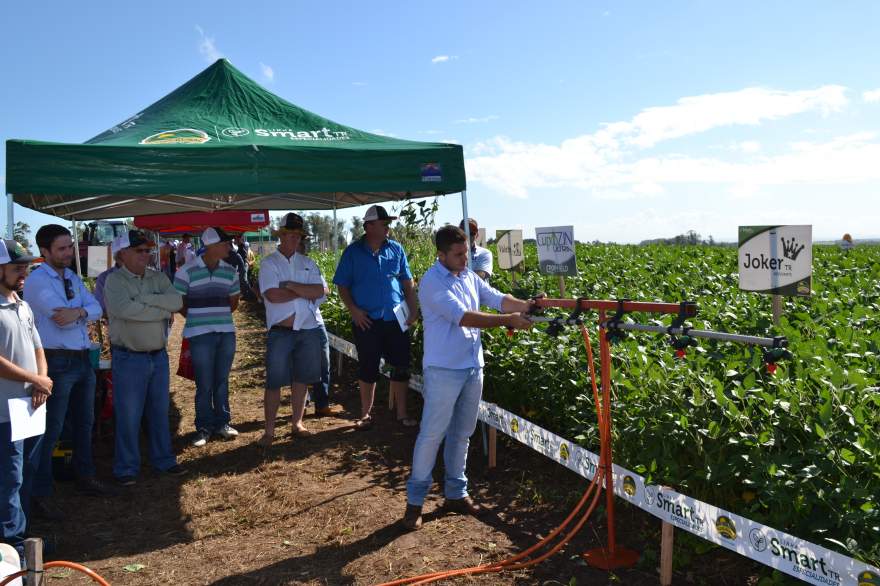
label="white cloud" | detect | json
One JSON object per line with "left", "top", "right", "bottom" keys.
{"left": 432, "top": 55, "right": 458, "bottom": 64}
{"left": 736, "top": 140, "right": 762, "bottom": 153}
{"left": 195, "top": 25, "right": 223, "bottom": 63}
{"left": 454, "top": 115, "right": 499, "bottom": 124}
{"left": 606, "top": 85, "right": 848, "bottom": 148}
{"left": 352, "top": 81, "right": 368, "bottom": 86}
{"left": 370, "top": 129, "right": 397, "bottom": 137}
{"left": 863, "top": 89, "right": 880, "bottom": 103}
{"left": 259, "top": 62, "right": 274, "bottom": 83}
{"left": 466, "top": 86, "right": 878, "bottom": 199}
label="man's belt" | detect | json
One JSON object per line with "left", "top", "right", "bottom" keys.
{"left": 111, "top": 345, "right": 164, "bottom": 356}
{"left": 270, "top": 325, "right": 292, "bottom": 332}
{"left": 43, "top": 348, "right": 90, "bottom": 358}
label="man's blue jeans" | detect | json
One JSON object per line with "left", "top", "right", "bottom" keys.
{"left": 111, "top": 348, "right": 177, "bottom": 478}
{"left": 0, "top": 422, "right": 42, "bottom": 556}
{"left": 188, "top": 332, "right": 236, "bottom": 432}
{"left": 34, "top": 353, "right": 96, "bottom": 497}
{"left": 406, "top": 366, "right": 483, "bottom": 506}
{"left": 309, "top": 325, "right": 331, "bottom": 409}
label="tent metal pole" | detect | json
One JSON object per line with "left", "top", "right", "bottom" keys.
{"left": 460, "top": 190, "right": 471, "bottom": 267}
{"left": 72, "top": 220, "right": 83, "bottom": 277}
{"left": 332, "top": 195, "right": 338, "bottom": 256}
{"left": 6, "top": 194, "right": 13, "bottom": 239}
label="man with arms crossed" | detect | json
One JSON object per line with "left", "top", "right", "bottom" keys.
{"left": 333, "top": 205, "right": 419, "bottom": 429}
{"left": 402, "top": 225, "right": 533, "bottom": 530}
{"left": 24, "top": 225, "right": 114, "bottom": 523}
{"left": 104, "top": 231, "right": 184, "bottom": 485}
{"left": 258, "top": 213, "right": 329, "bottom": 446}
{"left": 0, "top": 240, "right": 51, "bottom": 559}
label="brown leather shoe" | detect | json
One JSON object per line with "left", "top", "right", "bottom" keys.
{"left": 401, "top": 504, "right": 423, "bottom": 530}
{"left": 444, "top": 496, "right": 483, "bottom": 517}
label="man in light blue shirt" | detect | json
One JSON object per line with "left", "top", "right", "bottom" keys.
{"left": 24, "top": 225, "right": 115, "bottom": 518}
{"left": 402, "top": 225, "right": 534, "bottom": 530}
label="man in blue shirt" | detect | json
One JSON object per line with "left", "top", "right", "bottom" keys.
{"left": 24, "top": 225, "right": 115, "bottom": 521}
{"left": 402, "top": 225, "right": 533, "bottom": 530}
{"left": 333, "top": 205, "right": 419, "bottom": 429}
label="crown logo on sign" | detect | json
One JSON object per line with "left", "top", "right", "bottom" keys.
{"left": 781, "top": 237, "right": 805, "bottom": 261}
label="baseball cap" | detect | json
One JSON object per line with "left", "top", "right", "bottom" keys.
{"left": 114, "top": 230, "right": 155, "bottom": 253}
{"left": 278, "top": 212, "right": 310, "bottom": 236}
{"left": 363, "top": 205, "right": 397, "bottom": 223}
{"left": 202, "top": 227, "right": 233, "bottom": 246}
{"left": 0, "top": 239, "right": 38, "bottom": 265}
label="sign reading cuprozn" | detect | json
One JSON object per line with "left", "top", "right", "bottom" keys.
{"left": 738, "top": 225, "right": 812, "bottom": 296}
{"left": 536, "top": 225, "right": 577, "bottom": 276}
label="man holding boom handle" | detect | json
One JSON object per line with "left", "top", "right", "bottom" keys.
{"left": 402, "top": 225, "right": 535, "bottom": 530}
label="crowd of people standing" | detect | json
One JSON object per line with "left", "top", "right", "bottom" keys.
{"left": 0, "top": 205, "right": 535, "bottom": 565}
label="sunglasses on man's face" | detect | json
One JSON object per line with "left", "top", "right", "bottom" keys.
{"left": 63, "top": 278, "right": 75, "bottom": 301}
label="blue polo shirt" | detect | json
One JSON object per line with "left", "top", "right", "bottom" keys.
{"left": 333, "top": 237, "right": 413, "bottom": 321}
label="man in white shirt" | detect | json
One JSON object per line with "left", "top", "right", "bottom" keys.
{"left": 459, "top": 218, "right": 493, "bottom": 280}
{"left": 258, "top": 213, "right": 329, "bottom": 446}
{"left": 0, "top": 239, "right": 51, "bottom": 559}
{"left": 176, "top": 234, "right": 196, "bottom": 267}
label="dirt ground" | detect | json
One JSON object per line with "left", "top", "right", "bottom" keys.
{"left": 31, "top": 301, "right": 766, "bottom": 585}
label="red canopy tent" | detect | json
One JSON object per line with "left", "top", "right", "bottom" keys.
{"left": 133, "top": 209, "right": 270, "bottom": 235}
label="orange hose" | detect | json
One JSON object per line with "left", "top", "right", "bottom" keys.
{"left": 0, "top": 560, "right": 111, "bottom": 586}
{"left": 376, "top": 325, "right": 607, "bottom": 586}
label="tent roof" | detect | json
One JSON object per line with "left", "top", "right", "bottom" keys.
{"left": 6, "top": 59, "right": 465, "bottom": 220}
{"left": 133, "top": 209, "right": 269, "bottom": 235}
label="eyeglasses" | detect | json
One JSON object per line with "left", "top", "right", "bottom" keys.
{"left": 63, "top": 278, "right": 75, "bottom": 301}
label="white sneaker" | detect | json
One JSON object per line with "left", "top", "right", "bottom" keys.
{"left": 216, "top": 424, "right": 239, "bottom": 439}
{"left": 192, "top": 429, "right": 211, "bottom": 447}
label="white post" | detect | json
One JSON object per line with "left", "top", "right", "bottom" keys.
{"left": 6, "top": 194, "right": 13, "bottom": 239}
{"left": 460, "top": 191, "right": 472, "bottom": 267}
{"left": 72, "top": 220, "right": 83, "bottom": 277}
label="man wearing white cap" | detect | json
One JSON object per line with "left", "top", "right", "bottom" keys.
{"left": 104, "top": 231, "right": 184, "bottom": 485}
{"left": 0, "top": 239, "right": 51, "bottom": 560}
{"left": 174, "top": 227, "right": 241, "bottom": 447}
{"left": 332, "top": 204, "right": 419, "bottom": 430}
{"left": 258, "top": 213, "right": 329, "bottom": 446}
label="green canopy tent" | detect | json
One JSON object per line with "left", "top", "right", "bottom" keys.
{"left": 6, "top": 59, "right": 470, "bottom": 244}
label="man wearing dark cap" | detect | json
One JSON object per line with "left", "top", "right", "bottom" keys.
{"left": 333, "top": 205, "right": 419, "bottom": 430}
{"left": 258, "top": 213, "right": 330, "bottom": 446}
{"left": 0, "top": 239, "right": 51, "bottom": 560}
{"left": 174, "top": 227, "right": 241, "bottom": 448}
{"left": 104, "top": 231, "right": 184, "bottom": 485}
{"left": 458, "top": 218, "right": 493, "bottom": 280}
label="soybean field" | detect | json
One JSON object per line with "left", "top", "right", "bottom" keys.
{"left": 314, "top": 242, "right": 880, "bottom": 568}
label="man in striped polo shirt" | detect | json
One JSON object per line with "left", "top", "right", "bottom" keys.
{"left": 174, "top": 227, "right": 241, "bottom": 447}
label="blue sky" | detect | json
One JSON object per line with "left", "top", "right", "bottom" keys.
{"left": 3, "top": 1, "right": 880, "bottom": 246}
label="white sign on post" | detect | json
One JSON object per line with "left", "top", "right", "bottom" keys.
{"left": 87, "top": 245, "right": 111, "bottom": 278}
{"left": 536, "top": 225, "right": 577, "bottom": 276}
{"left": 495, "top": 230, "right": 524, "bottom": 271}
{"left": 738, "top": 225, "right": 812, "bottom": 296}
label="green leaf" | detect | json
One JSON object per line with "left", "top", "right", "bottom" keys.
{"left": 123, "top": 564, "right": 146, "bottom": 573}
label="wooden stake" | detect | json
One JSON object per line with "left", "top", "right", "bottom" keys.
{"left": 25, "top": 537, "right": 43, "bottom": 586}
{"left": 771, "top": 294, "right": 783, "bottom": 326}
{"left": 660, "top": 521, "right": 674, "bottom": 586}
{"left": 558, "top": 275, "right": 566, "bottom": 297}
{"left": 336, "top": 350, "right": 343, "bottom": 376}
{"left": 488, "top": 427, "right": 497, "bottom": 469}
